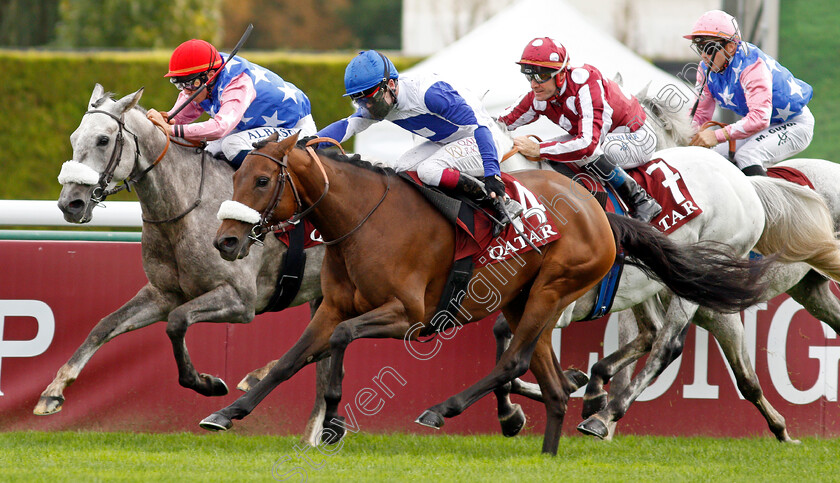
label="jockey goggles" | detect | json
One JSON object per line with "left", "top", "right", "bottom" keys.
{"left": 691, "top": 38, "right": 726, "bottom": 58}
{"left": 349, "top": 82, "right": 391, "bottom": 120}
{"left": 521, "top": 66, "right": 560, "bottom": 84}
{"left": 170, "top": 72, "right": 208, "bottom": 91}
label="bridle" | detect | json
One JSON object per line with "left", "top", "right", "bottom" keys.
{"left": 82, "top": 108, "right": 207, "bottom": 224}
{"left": 247, "top": 137, "right": 391, "bottom": 246}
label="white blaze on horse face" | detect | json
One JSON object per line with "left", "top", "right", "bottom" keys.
{"left": 217, "top": 200, "right": 261, "bottom": 224}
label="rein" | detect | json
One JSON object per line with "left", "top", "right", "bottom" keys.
{"left": 700, "top": 120, "right": 736, "bottom": 162}
{"left": 248, "top": 137, "right": 391, "bottom": 246}
{"left": 83, "top": 109, "right": 208, "bottom": 224}
{"left": 501, "top": 135, "right": 543, "bottom": 163}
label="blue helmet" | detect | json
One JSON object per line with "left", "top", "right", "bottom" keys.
{"left": 343, "top": 50, "right": 399, "bottom": 97}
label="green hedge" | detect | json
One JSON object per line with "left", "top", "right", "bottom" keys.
{"left": 0, "top": 50, "right": 420, "bottom": 200}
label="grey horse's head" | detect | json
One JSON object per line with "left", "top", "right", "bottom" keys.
{"left": 57, "top": 83, "right": 144, "bottom": 223}
{"left": 634, "top": 82, "right": 695, "bottom": 149}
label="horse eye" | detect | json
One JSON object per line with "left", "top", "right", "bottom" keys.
{"left": 256, "top": 176, "right": 270, "bottom": 188}
{"left": 97, "top": 135, "right": 109, "bottom": 146}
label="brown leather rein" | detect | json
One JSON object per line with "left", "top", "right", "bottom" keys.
{"left": 248, "top": 137, "right": 391, "bottom": 246}
{"left": 83, "top": 109, "right": 207, "bottom": 224}
{"left": 501, "top": 135, "right": 543, "bottom": 163}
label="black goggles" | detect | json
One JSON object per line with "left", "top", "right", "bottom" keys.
{"left": 521, "top": 67, "right": 560, "bottom": 84}
{"left": 170, "top": 73, "right": 207, "bottom": 91}
{"left": 349, "top": 83, "right": 385, "bottom": 104}
{"left": 691, "top": 38, "right": 726, "bottom": 57}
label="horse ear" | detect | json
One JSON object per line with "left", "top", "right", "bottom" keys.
{"left": 89, "top": 83, "right": 105, "bottom": 108}
{"left": 266, "top": 131, "right": 280, "bottom": 143}
{"left": 613, "top": 72, "right": 623, "bottom": 87}
{"left": 114, "top": 87, "right": 144, "bottom": 115}
{"left": 275, "top": 131, "right": 300, "bottom": 155}
{"left": 636, "top": 82, "right": 651, "bottom": 102}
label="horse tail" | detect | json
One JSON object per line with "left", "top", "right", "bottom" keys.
{"left": 749, "top": 176, "right": 840, "bottom": 281}
{"left": 607, "top": 213, "right": 772, "bottom": 313}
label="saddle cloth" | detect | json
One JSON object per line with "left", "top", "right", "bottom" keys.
{"left": 274, "top": 220, "right": 323, "bottom": 248}
{"left": 401, "top": 172, "right": 562, "bottom": 268}
{"left": 551, "top": 158, "right": 703, "bottom": 234}
{"left": 767, "top": 166, "right": 815, "bottom": 189}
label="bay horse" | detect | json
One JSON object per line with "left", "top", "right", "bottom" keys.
{"left": 491, "top": 88, "right": 840, "bottom": 442}
{"left": 202, "top": 131, "right": 772, "bottom": 454}
{"left": 42, "top": 85, "right": 328, "bottom": 444}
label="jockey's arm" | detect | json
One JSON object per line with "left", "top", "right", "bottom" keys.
{"left": 316, "top": 113, "right": 377, "bottom": 144}
{"left": 423, "top": 81, "right": 500, "bottom": 178}
{"left": 177, "top": 74, "right": 256, "bottom": 141}
{"left": 721, "top": 59, "right": 774, "bottom": 141}
{"left": 538, "top": 82, "right": 604, "bottom": 163}
{"left": 691, "top": 68, "right": 717, "bottom": 129}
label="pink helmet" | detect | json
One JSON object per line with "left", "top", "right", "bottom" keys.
{"left": 683, "top": 10, "right": 741, "bottom": 41}
{"left": 517, "top": 37, "right": 569, "bottom": 71}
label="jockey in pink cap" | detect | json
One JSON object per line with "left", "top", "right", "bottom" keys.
{"left": 498, "top": 37, "right": 662, "bottom": 222}
{"left": 686, "top": 10, "right": 814, "bottom": 176}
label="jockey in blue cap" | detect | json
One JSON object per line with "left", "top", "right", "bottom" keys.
{"left": 317, "top": 50, "right": 523, "bottom": 230}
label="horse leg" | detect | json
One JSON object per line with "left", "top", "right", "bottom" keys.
{"left": 578, "top": 297, "right": 697, "bottom": 439}
{"left": 492, "top": 313, "right": 528, "bottom": 437}
{"left": 199, "top": 311, "right": 338, "bottom": 431}
{"left": 694, "top": 308, "right": 798, "bottom": 443}
{"left": 601, "top": 309, "right": 640, "bottom": 440}
{"left": 527, "top": 335, "right": 576, "bottom": 455}
{"left": 788, "top": 269, "right": 840, "bottom": 335}
{"left": 417, "top": 277, "right": 594, "bottom": 455}
{"left": 582, "top": 302, "right": 660, "bottom": 419}
{"left": 165, "top": 284, "right": 257, "bottom": 397}
{"left": 34, "top": 284, "right": 173, "bottom": 415}
{"left": 298, "top": 298, "right": 333, "bottom": 446}
{"left": 321, "top": 299, "right": 411, "bottom": 444}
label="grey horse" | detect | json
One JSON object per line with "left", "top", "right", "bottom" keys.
{"left": 36, "top": 84, "right": 329, "bottom": 445}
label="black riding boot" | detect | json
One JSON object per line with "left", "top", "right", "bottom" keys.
{"left": 741, "top": 165, "right": 768, "bottom": 176}
{"left": 583, "top": 156, "right": 662, "bottom": 223}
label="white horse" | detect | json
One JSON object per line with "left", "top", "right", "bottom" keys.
{"left": 492, "top": 107, "right": 840, "bottom": 441}
{"left": 41, "top": 85, "right": 329, "bottom": 445}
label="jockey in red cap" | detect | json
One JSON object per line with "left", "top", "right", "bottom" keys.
{"left": 147, "top": 39, "right": 316, "bottom": 169}
{"left": 498, "top": 37, "right": 662, "bottom": 223}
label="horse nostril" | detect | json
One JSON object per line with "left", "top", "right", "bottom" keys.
{"left": 63, "top": 199, "right": 84, "bottom": 214}
{"left": 215, "top": 236, "right": 239, "bottom": 252}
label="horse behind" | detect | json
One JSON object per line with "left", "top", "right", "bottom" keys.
{"left": 201, "top": 132, "right": 772, "bottom": 454}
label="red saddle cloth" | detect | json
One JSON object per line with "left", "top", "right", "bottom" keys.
{"left": 403, "top": 172, "right": 563, "bottom": 268}
{"left": 628, "top": 158, "right": 703, "bottom": 234}
{"left": 767, "top": 166, "right": 815, "bottom": 189}
{"left": 274, "top": 220, "right": 323, "bottom": 248}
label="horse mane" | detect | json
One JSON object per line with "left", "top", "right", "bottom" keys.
{"left": 292, "top": 138, "right": 396, "bottom": 176}
{"left": 636, "top": 85, "right": 695, "bottom": 149}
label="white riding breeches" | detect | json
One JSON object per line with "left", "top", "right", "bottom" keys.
{"left": 597, "top": 116, "right": 659, "bottom": 169}
{"left": 712, "top": 106, "right": 814, "bottom": 169}
{"left": 205, "top": 114, "right": 318, "bottom": 161}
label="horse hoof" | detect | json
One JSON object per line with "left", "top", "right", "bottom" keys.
{"left": 581, "top": 393, "right": 608, "bottom": 419}
{"left": 199, "top": 374, "right": 229, "bottom": 397}
{"left": 415, "top": 410, "right": 444, "bottom": 429}
{"left": 199, "top": 413, "right": 232, "bottom": 431}
{"left": 564, "top": 369, "right": 589, "bottom": 391}
{"left": 321, "top": 416, "right": 346, "bottom": 445}
{"left": 33, "top": 395, "right": 64, "bottom": 416}
{"left": 577, "top": 417, "right": 609, "bottom": 439}
{"left": 237, "top": 374, "right": 261, "bottom": 393}
{"left": 499, "top": 403, "right": 526, "bottom": 437}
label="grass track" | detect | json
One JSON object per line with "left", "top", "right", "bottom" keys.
{"left": 2, "top": 431, "right": 839, "bottom": 482}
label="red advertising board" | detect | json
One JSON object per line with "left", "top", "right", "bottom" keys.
{"left": 1, "top": 239, "right": 839, "bottom": 439}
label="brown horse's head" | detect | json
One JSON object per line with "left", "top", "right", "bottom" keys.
{"left": 214, "top": 131, "right": 300, "bottom": 260}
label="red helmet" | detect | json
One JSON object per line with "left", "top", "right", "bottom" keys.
{"left": 165, "top": 39, "right": 223, "bottom": 78}
{"left": 517, "top": 37, "right": 569, "bottom": 72}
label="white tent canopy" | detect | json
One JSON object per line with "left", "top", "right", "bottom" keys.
{"left": 355, "top": 0, "right": 696, "bottom": 166}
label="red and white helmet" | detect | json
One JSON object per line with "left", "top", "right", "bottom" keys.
{"left": 165, "top": 39, "right": 223, "bottom": 78}
{"left": 683, "top": 10, "right": 741, "bottom": 41}
{"left": 517, "top": 37, "right": 569, "bottom": 72}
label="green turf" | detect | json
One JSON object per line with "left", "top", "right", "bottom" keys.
{"left": 1, "top": 431, "right": 838, "bottom": 482}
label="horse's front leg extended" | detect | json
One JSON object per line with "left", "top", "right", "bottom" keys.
{"left": 165, "top": 284, "right": 254, "bottom": 397}
{"left": 199, "top": 313, "right": 338, "bottom": 431}
{"left": 34, "top": 284, "right": 175, "bottom": 415}
{"left": 321, "top": 299, "right": 411, "bottom": 445}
